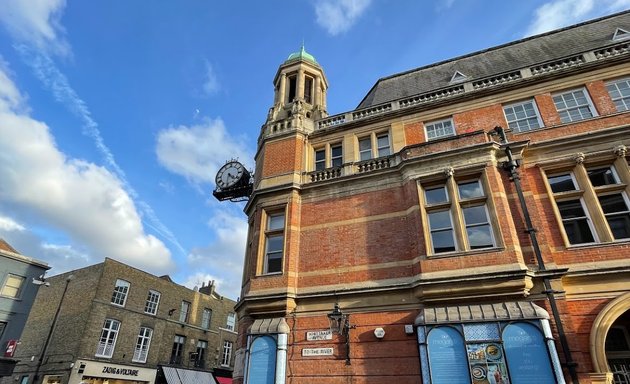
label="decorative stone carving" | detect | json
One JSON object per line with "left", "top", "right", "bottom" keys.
{"left": 613, "top": 145, "right": 627, "bottom": 158}
{"left": 444, "top": 167, "right": 455, "bottom": 178}
{"left": 573, "top": 152, "right": 585, "bottom": 164}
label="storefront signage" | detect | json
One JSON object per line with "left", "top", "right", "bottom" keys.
{"left": 102, "top": 366, "right": 139, "bottom": 376}
{"left": 4, "top": 340, "right": 17, "bottom": 357}
{"left": 306, "top": 330, "right": 332, "bottom": 341}
{"left": 302, "top": 348, "right": 333, "bottom": 356}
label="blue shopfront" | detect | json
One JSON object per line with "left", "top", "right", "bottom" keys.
{"left": 416, "top": 302, "right": 565, "bottom": 384}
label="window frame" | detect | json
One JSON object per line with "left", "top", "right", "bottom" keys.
{"left": 421, "top": 173, "right": 498, "bottom": 256}
{"left": 0, "top": 274, "right": 25, "bottom": 299}
{"left": 144, "top": 290, "right": 161, "bottom": 315}
{"left": 544, "top": 160, "right": 630, "bottom": 247}
{"left": 179, "top": 301, "right": 190, "bottom": 323}
{"left": 95, "top": 318, "right": 120, "bottom": 358}
{"left": 330, "top": 143, "right": 343, "bottom": 168}
{"left": 503, "top": 99, "right": 544, "bottom": 132}
{"left": 221, "top": 341, "right": 233, "bottom": 367}
{"left": 226, "top": 312, "right": 236, "bottom": 331}
{"left": 132, "top": 326, "right": 153, "bottom": 363}
{"left": 424, "top": 118, "right": 455, "bottom": 141}
{"left": 552, "top": 87, "right": 598, "bottom": 123}
{"left": 201, "top": 308, "right": 212, "bottom": 329}
{"left": 304, "top": 75, "right": 314, "bottom": 104}
{"left": 170, "top": 335, "right": 186, "bottom": 365}
{"left": 606, "top": 77, "right": 630, "bottom": 112}
{"left": 110, "top": 279, "right": 130, "bottom": 307}
{"left": 262, "top": 209, "right": 286, "bottom": 275}
{"left": 356, "top": 131, "right": 391, "bottom": 162}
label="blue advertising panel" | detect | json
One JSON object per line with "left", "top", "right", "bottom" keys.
{"left": 248, "top": 336, "right": 276, "bottom": 384}
{"left": 427, "top": 327, "right": 471, "bottom": 384}
{"left": 503, "top": 323, "right": 555, "bottom": 384}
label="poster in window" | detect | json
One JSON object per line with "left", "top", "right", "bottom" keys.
{"left": 427, "top": 327, "right": 471, "bottom": 384}
{"left": 467, "top": 343, "right": 509, "bottom": 384}
{"left": 247, "top": 336, "right": 276, "bottom": 384}
{"left": 503, "top": 323, "right": 555, "bottom": 384}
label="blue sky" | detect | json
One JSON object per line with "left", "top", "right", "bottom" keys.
{"left": 0, "top": 0, "right": 628, "bottom": 299}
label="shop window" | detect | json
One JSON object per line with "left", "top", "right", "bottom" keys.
{"left": 221, "top": 341, "right": 233, "bottom": 367}
{"left": 606, "top": 77, "right": 630, "bottom": 112}
{"left": 144, "top": 290, "right": 160, "bottom": 315}
{"left": 132, "top": 327, "right": 153, "bottom": 363}
{"left": 546, "top": 163, "right": 630, "bottom": 245}
{"left": 170, "top": 335, "right": 186, "bottom": 365}
{"left": 247, "top": 336, "right": 277, "bottom": 382}
{"left": 503, "top": 99, "right": 543, "bottom": 132}
{"left": 226, "top": 312, "right": 236, "bottom": 331}
{"left": 425, "top": 118, "right": 455, "bottom": 140}
{"left": 179, "top": 301, "right": 190, "bottom": 323}
{"left": 110, "top": 279, "right": 129, "bottom": 307}
{"left": 420, "top": 321, "right": 559, "bottom": 384}
{"left": 552, "top": 88, "right": 597, "bottom": 123}
{"left": 0, "top": 274, "right": 25, "bottom": 298}
{"left": 263, "top": 210, "right": 285, "bottom": 274}
{"left": 421, "top": 175, "right": 496, "bottom": 255}
{"left": 202, "top": 308, "right": 212, "bottom": 329}
{"left": 95, "top": 319, "right": 120, "bottom": 358}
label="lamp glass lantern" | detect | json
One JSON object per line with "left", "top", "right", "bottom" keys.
{"left": 327, "top": 302, "right": 347, "bottom": 335}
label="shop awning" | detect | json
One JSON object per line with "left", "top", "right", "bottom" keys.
{"left": 415, "top": 301, "right": 549, "bottom": 325}
{"left": 161, "top": 366, "right": 218, "bottom": 384}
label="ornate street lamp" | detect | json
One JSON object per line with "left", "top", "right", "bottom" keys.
{"left": 327, "top": 303, "right": 355, "bottom": 365}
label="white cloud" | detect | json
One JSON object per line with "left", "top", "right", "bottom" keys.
{"left": 0, "top": 67, "right": 176, "bottom": 274}
{"left": 524, "top": 0, "right": 630, "bottom": 37}
{"left": 184, "top": 205, "right": 248, "bottom": 300}
{"left": 0, "top": 0, "right": 70, "bottom": 56}
{"left": 314, "top": 0, "right": 372, "bottom": 36}
{"left": 202, "top": 61, "right": 220, "bottom": 95}
{"left": 0, "top": 215, "right": 25, "bottom": 232}
{"left": 156, "top": 117, "right": 251, "bottom": 185}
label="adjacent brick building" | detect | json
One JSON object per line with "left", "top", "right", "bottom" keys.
{"left": 229, "top": 11, "right": 630, "bottom": 384}
{"left": 0, "top": 240, "right": 49, "bottom": 378}
{"left": 6, "top": 258, "right": 237, "bottom": 384}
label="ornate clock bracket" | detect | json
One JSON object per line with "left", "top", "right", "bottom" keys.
{"left": 212, "top": 159, "right": 254, "bottom": 202}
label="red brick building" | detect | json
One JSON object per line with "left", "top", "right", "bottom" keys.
{"left": 230, "top": 12, "right": 630, "bottom": 384}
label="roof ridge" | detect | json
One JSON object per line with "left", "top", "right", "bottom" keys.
{"left": 0, "top": 238, "right": 19, "bottom": 254}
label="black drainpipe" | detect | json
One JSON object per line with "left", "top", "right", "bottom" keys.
{"left": 491, "top": 126, "right": 579, "bottom": 384}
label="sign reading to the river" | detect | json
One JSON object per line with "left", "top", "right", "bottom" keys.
{"left": 302, "top": 348, "right": 334, "bottom": 357}
{"left": 306, "top": 330, "right": 333, "bottom": 341}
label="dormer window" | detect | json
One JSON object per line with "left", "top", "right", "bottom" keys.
{"left": 450, "top": 71, "right": 468, "bottom": 84}
{"left": 613, "top": 27, "right": 630, "bottom": 41}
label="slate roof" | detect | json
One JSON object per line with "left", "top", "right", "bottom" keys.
{"left": 357, "top": 10, "right": 630, "bottom": 109}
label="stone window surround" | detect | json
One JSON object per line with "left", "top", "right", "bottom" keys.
{"left": 356, "top": 131, "right": 391, "bottom": 161}
{"left": 503, "top": 98, "right": 544, "bottom": 132}
{"left": 259, "top": 207, "right": 286, "bottom": 276}
{"left": 424, "top": 117, "right": 456, "bottom": 141}
{"left": 542, "top": 150, "right": 630, "bottom": 247}
{"left": 419, "top": 169, "right": 499, "bottom": 256}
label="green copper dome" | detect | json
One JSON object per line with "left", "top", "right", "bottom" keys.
{"left": 285, "top": 45, "right": 318, "bottom": 65}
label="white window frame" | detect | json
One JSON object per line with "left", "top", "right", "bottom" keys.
{"left": 144, "top": 290, "right": 160, "bottom": 315}
{"left": 314, "top": 148, "right": 326, "bottom": 171}
{"left": 376, "top": 133, "right": 391, "bottom": 157}
{"left": 221, "top": 341, "right": 233, "bottom": 367}
{"left": 111, "top": 279, "right": 130, "bottom": 307}
{"left": 552, "top": 88, "right": 598, "bottom": 123}
{"left": 263, "top": 211, "right": 285, "bottom": 275}
{"left": 330, "top": 143, "right": 343, "bottom": 168}
{"left": 132, "top": 327, "right": 153, "bottom": 363}
{"left": 0, "top": 274, "right": 25, "bottom": 298}
{"left": 606, "top": 77, "right": 630, "bottom": 112}
{"left": 358, "top": 136, "right": 372, "bottom": 161}
{"left": 503, "top": 99, "right": 544, "bottom": 132}
{"left": 425, "top": 118, "right": 455, "bottom": 140}
{"left": 201, "top": 308, "right": 212, "bottom": 329}
{"left": 179, "top": 301, "right": 190, "bottom": 323}
{"left": 226, "top": 312, "right": 236, "bottom": 331}
{"left": 96, "top": 319, "right": 120, "bottom": 358}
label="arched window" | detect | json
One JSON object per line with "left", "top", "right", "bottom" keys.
{"left": 427, "top": 326, "right": 470, "bottom": 384}
{"left": 503, "top": 322, "right": 556, "bottom": 384}
{"left": 247, "top": 335, "right": 277, "bottom": 384}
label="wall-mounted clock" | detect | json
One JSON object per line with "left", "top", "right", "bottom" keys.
{"left": 216, "top": 161, "right": 247, "bottom": 189}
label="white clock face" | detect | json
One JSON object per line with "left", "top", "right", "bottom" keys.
{"left": 216, "top": 161, "right": 245, "bottom": 189}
